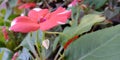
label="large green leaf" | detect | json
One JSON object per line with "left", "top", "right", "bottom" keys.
{"left": 19, "top": 33, "right": 40, "bottom": 59}
{"left": 65, "top": 24, "right": 120, "bottom": 60}
{"left": 61, "top": 14, "right": 105, "bottom": 45}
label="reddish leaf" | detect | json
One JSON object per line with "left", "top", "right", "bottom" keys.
{"left": 64, "top": 36, "right": 79, "bottom": 50}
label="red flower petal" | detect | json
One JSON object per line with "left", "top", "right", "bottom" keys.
{"left": 39, "top": 18, "right": 58, "bottom": 31}
{"left": 28, "top": 9, "right": 49, "bottom": 21}
{"left": 39, "top": 7, "right": 71, "bottom": 31}
{"left": 18, "top": 3, "right": 36, "bottom": 9}
{"left": 39, "top": 15, "right": 68, "bottom": 31}
{"left": 9, "top": 16, "right": 39, "bottom": 33}
{"left": 11, "top": 16, "right": 36, "bottom": 26}
{"left": 12, "top": 16, "right": 35, "bottom": 23}
{"left": 9, "top": 23, "right": 40, "bottom": 33}
{"left": 50, "top": 7, "right": 66, "bottom": 16}
{"left": 57, "top": 10, "right": 71, "bottom": 22}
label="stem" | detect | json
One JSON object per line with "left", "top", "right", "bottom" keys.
{"left": 58, "top": 54, "right": 64, "bottom": 60}
{"left": 35, "top": 32, "right": 40, "bottom": 55}
{"left": 35, "top": 31, "right": 42, "bottom": 59}
{"left": 54, "top": 47, "right": 63, "bottom": 60}
{"left": 14, "top": 46, "right": 21, "bottom": 51}
{"left": 45, "top": 31, "right": 63, "bottom": 35}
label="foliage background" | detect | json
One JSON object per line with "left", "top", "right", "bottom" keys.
{"left": 0, "top": 0, "right": 120, "bottom": 60}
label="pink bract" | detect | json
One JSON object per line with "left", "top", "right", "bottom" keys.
{"left": 9, "top": 7, "right": 71, "bottom": 33}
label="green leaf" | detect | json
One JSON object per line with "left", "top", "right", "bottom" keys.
{"left": 71, "top": 7, "right": 81, "bottom": 27}
{"left": 0, "top": 9, "right": 6, "bottom": 17}
{"left": 0, "top": 28, "right": 6, "bottom": 47}
{"left": 53, "top": 37, "right": 60, "bottom": 51}
{"left": 0, "top": 48, "right": 13, "bottom": 60}
{"left": 8, "top": 0, "right": 17, "bottom": 8}
{"left": 0, "top": 51, "right": 4, "bottom": 60}
{"left": 8, "top": 14, "right": 18, "bottom": 21}
{"left": 19, "top": 34, "right": 35, "bottom": 50}
{"left": 84, "top": 0, "right": 107, "bottom": 9}
{"left": 17, "top": 48, "right": 33, "bottom": 60}
{"left": 65, "top": 24, "right": 120, "bottom": 60}
{"left": 61, "top": 14, "right": 105, "bottom": 45}
{"left": 0, "top": 17, "right": 4, "bottom": 26}
{"left": 4, "top": 7, "right": 12, "bottom": 21}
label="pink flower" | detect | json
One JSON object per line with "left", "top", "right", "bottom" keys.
{"left": 18, "top": 3, "right": 36, "bottom": 9}
{"left": 2, "top": 26, "right": 9, "bottom": 40}
{"left": 9, "top": 7, "right": 71, "bottom": 33}
{"left": 68, "top": 0, "right": 82, "bottom": 7}
{"left": 68, "top": 0, "right": 78, "bottom": 7}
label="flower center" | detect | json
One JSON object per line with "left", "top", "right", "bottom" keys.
{"left": 37, "top": 17, "right": 46, "bottom": 24}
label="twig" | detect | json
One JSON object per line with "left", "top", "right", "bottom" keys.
{"left": 43, "top": 0, "right": 51, "bottom": 9}
{"left": 54, "top": 47, "right": 63, "bottom": 60}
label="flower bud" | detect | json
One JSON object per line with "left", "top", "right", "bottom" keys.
{"left": 2, "top": 26, "right": 9, "bottom": 40}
